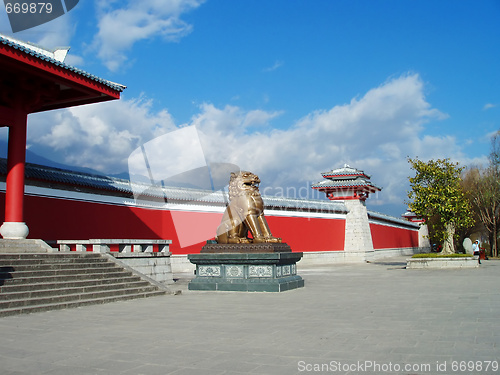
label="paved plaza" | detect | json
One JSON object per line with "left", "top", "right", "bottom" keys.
{"left": 0, "top": 256, "right": 498, "bottom": 375}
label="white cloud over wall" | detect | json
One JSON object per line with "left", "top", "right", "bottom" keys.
{"left": 190, "top": 74, "right": 457, "bottom": 208}
{"left": 2, "top": 73, "right": 482, "bottom": 215}
{"left": 25, "top": 96, "right": 177, "bottom": 172}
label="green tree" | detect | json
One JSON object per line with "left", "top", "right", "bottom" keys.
{"left": 407, "top": 158, "right": 474, "bottom": 254}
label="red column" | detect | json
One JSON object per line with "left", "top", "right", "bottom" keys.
{"left": 1, "top": 108, "right": 29, "bottom": 239}
{"left": 5, "top": 113, "right": 27, "bottom": 221}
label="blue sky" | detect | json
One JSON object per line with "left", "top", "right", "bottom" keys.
{"left": 0, "top": 0, "right": 499, "bottom": 216}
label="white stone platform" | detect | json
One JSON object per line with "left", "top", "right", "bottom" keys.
{"left": 406, "top": 257, "right": 479, "bottom": 269}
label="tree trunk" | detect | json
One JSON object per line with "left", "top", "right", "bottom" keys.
{"left": 488, "top": 232, "right": 494, "bottom": 258}
{"left": 441, "top": 222, "right": 455, "bottom": 255}
{"left": 493, "top": 225, "right": 498, "bottom": 258}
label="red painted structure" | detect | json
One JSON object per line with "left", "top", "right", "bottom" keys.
{"left": 0, "top": 174, "right": 418, "bottom": 255}
{"left": 370, "top": 222, "right": 418, "bottom": 249}
{"left": 0, "top": 36, "right": 419, "bottom": 254}
{"left": 0, "top": 190, "right": 348, "bottom": 254}
{"left": 0, "top": 35, "right": 125, "bottom": 239}
{"left": 312, "top": 164, "right": 382, "bottom": 201}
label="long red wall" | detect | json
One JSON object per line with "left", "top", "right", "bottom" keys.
{"left": 0, "top": 192, "right": 346, "bottom": 254}
{"left": 370, "top": 222, "right": 418, "bottom": 249}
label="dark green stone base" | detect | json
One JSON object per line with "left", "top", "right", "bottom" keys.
{"left": 188, "top": 252, "right": 304, "bottom": 292}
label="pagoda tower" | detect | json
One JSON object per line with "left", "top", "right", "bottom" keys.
{"left": 311, "top": 164, "right": 381, "bottom": 201}
{"left": 312, "top": 165, "right": 381, "bottom": 259}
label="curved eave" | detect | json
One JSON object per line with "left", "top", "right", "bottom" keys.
{"left": 311, "top": 183, "right": 382, "bottom": 192}
{"left": 0, "top": 37, "right": 125, "bottom": 112}
{"left": 321, "top": 173, "right": 370, "bottom": 179}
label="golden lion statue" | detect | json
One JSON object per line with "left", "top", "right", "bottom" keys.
{"left": 216, "top": 171, "right": 282, "bottom": 244}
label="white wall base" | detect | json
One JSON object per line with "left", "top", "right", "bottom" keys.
{"left": 407, "top": 257, "right": 479, "bottom": 269}
{"left": 370, "top": 247, "right": 422, "bottom": 260}
{"left": 299, "top": 251, "right": 367, "bottom": 267}
{"left": 171, "top": 254, "right": 196, "bottom": 275}
{"left": 112, "top": 253, "right": 174, "bottom": 284}
{"left": 170, "top": 247, "right": 423, "bottom": 276}
{"left": 0, "top": 238, "right": 54, "bottom": 252}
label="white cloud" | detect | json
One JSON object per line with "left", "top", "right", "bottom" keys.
{"left": 11, "top": 73, "right": 484, "bottom": 216}
{"left": 243, "top": 109, "right": 284, "bottom": 128}
{"left": 92, "top": 0, "right": 204, "bottom": 71}
{"left": 483, "top": 103, "right": 497, "bottom": 110}
{"left": 187, "top": 74, "right": 460, "bottom": 212}
{"left": 26, "top": 96, "right": 176, "bottom": 172}
{"left": 263, "top": 60, "right": 284, "bottom": 72}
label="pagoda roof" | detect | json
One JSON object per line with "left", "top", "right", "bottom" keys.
{"left": 0, "top": 34, "right": 125, "bottom": 115}
{"left": 311, "top": 177, "right": 381, "bottom": 192}
{"left": 320, "top": 164, "right": 370, "bottom": 180}
{"left": 0, "top": 34, "right": 125, "bottom": 93}
{"left": 312, "top": 164, "right": 381, "bottom": 192}
{"left": 401, "top": 210, "right": 417, "bottom": 219}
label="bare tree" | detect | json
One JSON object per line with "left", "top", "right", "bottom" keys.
{"left": 465, "top": 131, "right": 500, "bottom": 257}
{"left": 490, "top": 130, "right": 500, "bottom": 171}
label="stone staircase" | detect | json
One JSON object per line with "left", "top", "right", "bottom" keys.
{"left": 0, "top": 250, "right": 169, "bottom": 317}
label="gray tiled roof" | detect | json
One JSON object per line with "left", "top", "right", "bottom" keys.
{"left": 0, "top": 35, "right": 125, "bottom": 92}
{"left": 313, "top": 164, "right": 381, "bottom": 192}
{"left": 321, "top": 164, "right": 370, "bottom": 179}
{"left": 0, "top": 158, "right": 346, "bottom": 214}
{"left": 0, "top": 159, "right": 416, "bottom": 226}
{"left": 311, "top": 177, "right": 381, "bottom": 191}
{"left": 369, "top": 211, "right": 419, "bottom": 229}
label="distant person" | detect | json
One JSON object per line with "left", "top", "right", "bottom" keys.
{"left": 472, "top": 240, "right": 481, "bottom": 264}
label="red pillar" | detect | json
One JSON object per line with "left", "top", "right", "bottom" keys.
{"left": 1, "top": 109, "right": 29, "bottom": 239}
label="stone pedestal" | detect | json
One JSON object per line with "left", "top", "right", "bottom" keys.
{"left": 188, "top": 248, "right": 304, "bottom": 292}
{"left": 201, "top": 242, "right": 291, "bottom": 253}
{"left": 0, "top": 222, "right": 29, "bottom": 239}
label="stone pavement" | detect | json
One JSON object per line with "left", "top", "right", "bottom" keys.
{"left": 0, "top": 256, "right": 498, "bottom": 375}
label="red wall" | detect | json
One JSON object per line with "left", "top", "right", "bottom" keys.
{"left": 370, "top": 222, "right": 418, "bottom": 249}
{"left": 0, "top": 192, "right": 346, "bottom": 254}
{"left": 266, "top": 215, "right": 345, "bottom": 253}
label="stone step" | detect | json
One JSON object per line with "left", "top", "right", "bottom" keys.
{"left": 0, "top": 284, "right": 163, "bottom": 310}
{"left": 0, "top": 239, "right": 54, "bottom": 253}
{"left": 0, "top": 265, "right": 128, "bottom": 279}
{"left": 0, "top": 290, "right": 166, "bottom": 318}
{"left": 0, "top": 279, "right": 152, "bottom": 301}
{"left": 0, "top": 252, "right": 103, "bottom": 261}
{"left": 0, "top": 275, "right": 144, "bottom": 293}
{"left": 0, "top": 255, "right": 108, "bottom": 266}
{"left": 0, "top": 262, "right": 116, "bottom": 272}
{"left": 0, "top": 270, "right": 137, "bottom": 286}
{"left": 0, "top": 250, "right": 169, "bottom": 316}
